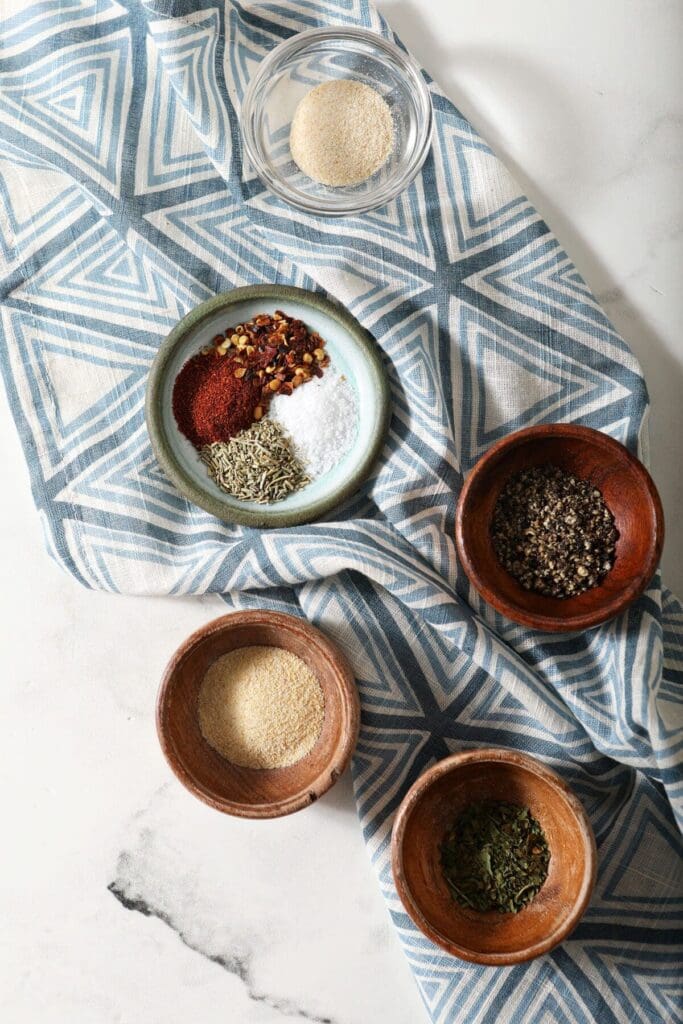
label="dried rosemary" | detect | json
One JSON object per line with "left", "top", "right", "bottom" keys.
{"left": 441, "top": 801, "right": 550, "bottom": 914}
{"left": 200, "top": 418, "right": 309, "bottom": 504}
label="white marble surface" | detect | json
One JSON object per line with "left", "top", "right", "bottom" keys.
{"left": 1, "top": 3, "right": 681, "bottom": 1022}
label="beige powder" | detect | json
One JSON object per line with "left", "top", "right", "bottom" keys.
{"left": 290, "top": 79, "right": 394, "bottom": 187}
{"left": 197, "top": 646, "right": 325, "bottom": 769}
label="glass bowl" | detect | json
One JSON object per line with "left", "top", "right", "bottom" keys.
{"left": 241, "top": 26, "right": 433, "bottom": 217}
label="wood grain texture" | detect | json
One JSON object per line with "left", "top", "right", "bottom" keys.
{"left": 156, "top": 611, "right": 360, "bottom": 818}
{"left": 455, "top": 424, "right": 665, "bottom": 631}
{"left": 391, "top": 749, "right": 597, "bottom": 965}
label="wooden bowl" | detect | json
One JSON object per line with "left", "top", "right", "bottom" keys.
{"left": 391, "top": 749, "right": 597, "bottom": 965}
{"left": 156, "top": 611, "right": 360, "bottom": 818}
{"left": 455, "top": 424, "right": 664, "bottom": 631}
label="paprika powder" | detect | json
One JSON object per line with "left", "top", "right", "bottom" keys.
{"left": 172, "top": 351, "right": 260, "bottom": 449}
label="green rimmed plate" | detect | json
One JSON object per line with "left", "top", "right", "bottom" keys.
{"left": 145, "top": 285, "right": 390, "bottom": 527}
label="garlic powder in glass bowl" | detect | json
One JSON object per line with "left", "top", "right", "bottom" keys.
{"left": 240, "top": 26, "right": 433, "bottom": 217}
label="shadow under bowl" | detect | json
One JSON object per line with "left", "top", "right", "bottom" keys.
{"left": 156, "top": 611, "right": 360, "bottom": 818}
{"left": 391, "top": 749, "right": 597, "bottom": 965}
{"left": 455, "top": 424, "right": 664, "bottom": 631}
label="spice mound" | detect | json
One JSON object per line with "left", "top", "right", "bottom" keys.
{"left": 172, "top": 349, "right": 260, "bottom": 448}
{"left": 491, "top": 464, "right": 618, "bottom": 598}
{"left": 200, "top": 420, "right": 309, "bottom": 504}
{"left": 173, "top": 310, "right": 329, "bottom": 447}
{"left": 270, "top": 367, "right": 358, "bottom": 479}
{"left": 197, "top": 646, "right": 325, "bottom": 769}
{"left": 172, "top": 308, "right": 354, "bottom": 505}
{"left": 441, "top": 801, "right": 551, "bottom": 914}
{"left": 290, "top": 79, "right": 394, "bottom": 187}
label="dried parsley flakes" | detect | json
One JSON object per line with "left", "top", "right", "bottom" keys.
{"left": 440, "top": 801, "right": 550, "bottom": 914}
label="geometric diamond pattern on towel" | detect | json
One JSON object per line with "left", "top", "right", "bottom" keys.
{"left": 0, "top": 3, "right": 680, "bottom": 1022}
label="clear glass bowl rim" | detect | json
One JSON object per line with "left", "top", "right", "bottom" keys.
{"left": 240, "top": 25, "right": 434, "bottom": 217}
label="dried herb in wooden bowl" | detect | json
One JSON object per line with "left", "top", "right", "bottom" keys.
{"left": 440, "top": 801, "right": 550, "bottom": 914}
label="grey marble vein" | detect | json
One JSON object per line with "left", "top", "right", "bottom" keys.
{"left": 108, "top": 874, "right": 334, "bottom": 1024}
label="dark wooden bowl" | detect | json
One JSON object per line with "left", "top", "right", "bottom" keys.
{"left": 156, "top": 611, "right": 360, "bottom": 818}
{"left": 455, "top": 424, "right": 664, "bottom": 631}
{"left": 391, "top": 749, "right": 597, "bottom": 965}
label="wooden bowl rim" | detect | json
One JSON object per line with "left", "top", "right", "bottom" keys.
{"left": 455, "top": 424, "right": 665, "bottom": 632}
{"left": 156, "top": 610, "right": 360, "bottom": 818}
{"left": 391, "top": 748, "right": 598, "bottom": 965}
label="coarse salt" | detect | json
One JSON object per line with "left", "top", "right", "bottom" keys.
{"left": 269, "top": 367, "right": 358, "bottom": 480}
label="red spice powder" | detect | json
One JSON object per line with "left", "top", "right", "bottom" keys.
{"left": 172, "top": 352, "right": 260, "bottom": 448}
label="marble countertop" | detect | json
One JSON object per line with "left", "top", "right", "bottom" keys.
{"left": 1, "top": 2, "right": 681, "bottom": 1022}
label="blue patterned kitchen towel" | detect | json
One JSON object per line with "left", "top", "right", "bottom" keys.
{"left": 0, "top": 2, "right": 681, "bottom": 1021}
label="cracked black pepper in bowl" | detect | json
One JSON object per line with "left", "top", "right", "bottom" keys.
{"left": 491, "top": 464, "right": 619, "bottom": 598}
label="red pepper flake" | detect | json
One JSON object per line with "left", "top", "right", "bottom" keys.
{"left": 172, "top": 310, "right": 331, "bottom": 451}
{"left": 210, "top": 310, "right": 330, "bottom": 402}
{"left": 172, "top": 351, "right": 261, "bottom": 448}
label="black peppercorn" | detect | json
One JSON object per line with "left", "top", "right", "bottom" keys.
{"left": 491, "top": 464, "right": 618, "bottom": 598}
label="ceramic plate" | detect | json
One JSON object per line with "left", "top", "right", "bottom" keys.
{"left": 145, "top": 285, "right": 390, "bottom": 527}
